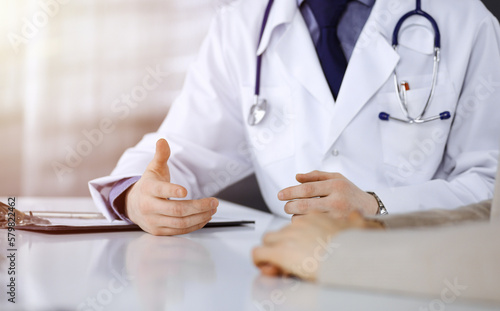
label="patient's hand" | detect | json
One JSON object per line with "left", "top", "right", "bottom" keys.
{"left": 252, "top": 212, "right": 384, "bottom": 281}
{"left": 125, "top": 139, "right": 218, "bottom": 236}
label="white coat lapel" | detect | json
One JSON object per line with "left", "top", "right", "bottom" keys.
{"left": 256, "top": 0, "right": 296, "bottom": 56}
{"left": 257, "top": 0, "right": 401, "bottom": 150}
{"left": 326, "top": 0, "right": 400, "bottom": 148}
{"left": 259, "top": 0, "right": 335, "bottom": 111}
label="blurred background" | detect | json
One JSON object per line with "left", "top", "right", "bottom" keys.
{"left": 0, "top": 0, "right": 499, "bottom": 204}
{"left": 0, "top": 0, "right": 234, "bottom": 197}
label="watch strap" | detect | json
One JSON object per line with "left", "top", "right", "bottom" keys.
{"left": 367, "top": 191, "right": 388, "bottom": 215}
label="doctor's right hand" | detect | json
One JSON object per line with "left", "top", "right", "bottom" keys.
{"left": 124, "top": 139, "right": 218, "bottom": 236}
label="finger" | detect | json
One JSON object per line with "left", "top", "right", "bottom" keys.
{"left": 143, "top": 179, "right": 188, "bottom": 199}
{"left": 284, "top": 198, "right": 326, "bottom": 215}
{"left": 295, "top": 171, "right": 344, "bottom": 183}
{"left": 148, "top": 197, "right": 218, "bottom": 217}
{"left": 147, "top": 139, "right": 171, "bottom": 178}
{"left": 327, "top": 211, "right": 345, "bottom": 219}
{"left": 158, "top": 209, "right": 214, "bottom": 229}
{"left": 258, "top": 263, "right": 284, "bottom": 277}
{"left": 278, "top": 181, "right": 332, "bottom": 201}
{"left": 291, "top": 214, "right": 304, "bottom": 223}
{"left": 252, "top": 246, "right": 284, "bottom": 270}
{"left": 262, "top": 231, "right": 287, "bottom": 246}
{"left": 147, "top": 217, "right": 211, "bottom": 236}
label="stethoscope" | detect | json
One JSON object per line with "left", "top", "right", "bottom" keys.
{"left": 248, "top": 0, "right": 274, "bottom": 126}
{"left": 248, "top": 0, "right": 452, "bottom": 126}
{"left": 379, "top": 0, "right": 451, "bottom": 124}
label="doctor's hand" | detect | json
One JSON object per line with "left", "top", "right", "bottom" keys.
{"left": 278, "top": 171, "right": 379, "bottom": 219}
{"left": 253, "top": 212, "right": 385, "bottom": 281}
{"left": 125, "top": 139, "right": 218, "bottom": 236}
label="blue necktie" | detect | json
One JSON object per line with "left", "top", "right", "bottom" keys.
{"left": 307, "top": 0, "right": 349, "bottom": 99}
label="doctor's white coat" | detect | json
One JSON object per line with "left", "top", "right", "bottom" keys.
{"left": 89, "top": 0, "right": 500, "bottom": 220}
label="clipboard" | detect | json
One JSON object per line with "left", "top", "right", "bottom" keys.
{"left": 16, "top": 218, "right": 255, "bottom": 234}
{"left": 1, "top": 200, "right": 256, "bottom": 234}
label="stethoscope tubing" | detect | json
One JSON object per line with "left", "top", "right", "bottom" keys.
{"left": 254, "top": 0, "right": 274, "bottom": 99}
{"left": 248, "top": 0, "right": 274, "bottom": 126}
{"left": 392, "top": 0, "right": 441, "bottom": 49}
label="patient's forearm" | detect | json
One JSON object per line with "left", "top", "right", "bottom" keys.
{"left": 318, "top": 223, "right": 500, "bottom": 303}
{"left": 373, "top": 200, "right": 491, "bottom": 229}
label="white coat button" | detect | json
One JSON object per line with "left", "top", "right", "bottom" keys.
{"left": 331, "top": 149, "right": 339, "bottom": 157}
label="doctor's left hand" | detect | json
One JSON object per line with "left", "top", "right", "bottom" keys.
{"left": 278, "top": 171, "right": 379, "bottom": 218}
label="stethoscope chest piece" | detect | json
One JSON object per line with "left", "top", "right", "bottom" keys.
{"left": 248, "top": 96, "right": 268, "bottom": 126}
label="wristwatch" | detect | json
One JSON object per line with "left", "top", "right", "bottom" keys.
{"left": 367, "top": 192, "right": 388, "bottom": 215}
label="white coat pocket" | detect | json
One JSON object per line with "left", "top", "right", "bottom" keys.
{"left": 376, "top": 74, "right": 457, "bottom": 179}
{"left": 240, "top": 86, "right": 296, "bottom": 168}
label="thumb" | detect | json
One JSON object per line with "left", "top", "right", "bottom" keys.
{"left": 147, "top": 139, "right": 171, "bottom": 179}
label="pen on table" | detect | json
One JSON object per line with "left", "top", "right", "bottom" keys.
{"left": 28, "top": 211, "right": 105, "bottom": 219}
